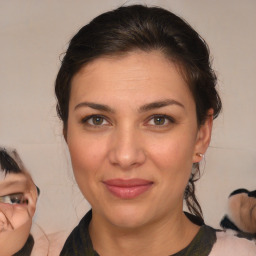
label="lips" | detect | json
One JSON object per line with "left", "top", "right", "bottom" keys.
{"left": 103, "top": 179, "right": 153, "bottom": 199}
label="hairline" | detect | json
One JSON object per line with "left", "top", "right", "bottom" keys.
{"left": 63, "top": 48, "right": 196, "bottom": 132}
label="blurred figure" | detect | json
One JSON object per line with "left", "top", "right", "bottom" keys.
{"left": 0, "top": 147, "right": 38, "bottom": 256}
{"left": 220, "top": 188, "right": 256, "bottom": 240}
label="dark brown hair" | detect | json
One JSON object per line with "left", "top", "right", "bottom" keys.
{"left": 0, "top": 148, "right": 22, "bottom": 175}
{"left": 55, "top": 5, "right": 222, "bottom": 220}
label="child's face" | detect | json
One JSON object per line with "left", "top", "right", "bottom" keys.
{"left": 0, "top": 172, "right": 38, "bottom": 255}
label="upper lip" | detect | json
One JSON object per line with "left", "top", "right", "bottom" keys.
{"left": 103, "top": 179, "right": 153, "bottom": 187}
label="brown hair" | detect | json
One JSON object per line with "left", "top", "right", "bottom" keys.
{"left": 55, "top": 5, "right": 222, "bottom": 220}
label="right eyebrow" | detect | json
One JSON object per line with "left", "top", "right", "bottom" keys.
{"left": 74, "top": 102, "right": 115, "bottom": 113}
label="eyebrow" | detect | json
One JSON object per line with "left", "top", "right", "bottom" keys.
{"left": 74, "top": 102, "right": 115, "bottom": 113}
{"left": 138, "top": 99, "right": 184, "bottom": 112}
{"left": 74, "top": 99, "right": 184, "bottom": 113}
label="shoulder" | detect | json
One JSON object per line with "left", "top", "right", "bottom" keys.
{"left": 209, "top": 230, "right": 256, "bottom": 256}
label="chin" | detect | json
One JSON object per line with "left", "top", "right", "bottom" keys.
{"left": 99, "top": 203, "right": 155, "bottom": 229}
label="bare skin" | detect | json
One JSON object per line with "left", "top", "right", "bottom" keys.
{"left": 67, "top": 50, "right": 213, "bottom": 255}
{"left": 229, "top": 193, "right": 256, "bottom": 234}
{"left": 0, "top": 172, "right": 37, "bottom": 255}
{"left": 90, "top": 210, "right": 199, "bottom": 256}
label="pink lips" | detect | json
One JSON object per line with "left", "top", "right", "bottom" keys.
{"left": 103, "top": 179, "right": 153, "bottom": 199}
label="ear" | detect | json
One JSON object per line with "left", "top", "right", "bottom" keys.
{"left": 27, "top": 182, "right": 38, "bottom": 218}
{"left": 193, "top": 109, "right": 214, "bottom": 163}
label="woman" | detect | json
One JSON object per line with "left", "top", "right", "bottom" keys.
{"left": 55, "top": 5, "right": 256, "bottom": 255}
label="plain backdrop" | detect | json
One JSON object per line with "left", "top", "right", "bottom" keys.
{"left": 0, "top": 0, "right": 255, "bottom": 234}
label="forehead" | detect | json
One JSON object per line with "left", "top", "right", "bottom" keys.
{"left": 70, "top": 51, "right": 194, "bottom": 108}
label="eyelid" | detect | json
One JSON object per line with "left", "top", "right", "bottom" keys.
{"left": 0, "top": 193, "right": 27, "bottom": 205}
{"left": 145, "top": 114, "right": 176, "bottom": 126}
{"left": 81, "top": 114, "right": 111, "bottom": 126}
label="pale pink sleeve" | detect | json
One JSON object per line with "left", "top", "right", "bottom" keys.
{"left": 210, "top": 231, "right": 256, "bottom": 256}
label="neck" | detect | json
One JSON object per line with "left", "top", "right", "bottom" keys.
{"left": 89, "top": 209, "right": 200, "bottom": 256}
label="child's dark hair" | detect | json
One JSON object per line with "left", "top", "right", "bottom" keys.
{"left": 0, "top": 148, "right": 22, "bottom": 175}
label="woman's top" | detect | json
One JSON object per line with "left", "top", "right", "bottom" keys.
{"left": 60, "top": 210, "right": 256, "bottom": 256}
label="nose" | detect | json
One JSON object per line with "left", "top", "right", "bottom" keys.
{"left": 108, "top": 126, "right": 146, "bottom": 170}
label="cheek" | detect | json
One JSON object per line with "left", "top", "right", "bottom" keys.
{"left": 6, "top": 206, "right": 31, "bottom": 230}
{"left": 68, "top": 134, "right": 106, "bottom": 174}
{"left": 0, "top": 203, "right": 31, "bottom": 232}
{"left": 228, "top": 196, "right": 245, "bottom": 229}
{"left": 228, "top": 197, "right": 240, "bottom": 217}
{"left": 252, "top": 205, "right": 256, "bottom": 230}
{"left": 67, "top": 132, "right": 108, "bottom": 200}
{"left": 147, "top": 132, "right": 195, "bottom": 172}
{"left": 240, "top": 198, "right": 256, "bottom": 230}
{"left": 0, "top": 219, "right": 32, "bottom": 255}
{"left": 146, "top": 135, "right": 194, "bottom": 195}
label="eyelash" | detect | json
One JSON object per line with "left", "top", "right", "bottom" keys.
{"left": 81, "top": 115, "right": 111, "bottom": 127}
{"left": 0, "top": 193, "right": 28, "bottom": 205}
{"left": 145, "top": 114, "right": 175, "bottom": 127}
{"left": 81, "top": 114, "right": 175, "bottom": 128}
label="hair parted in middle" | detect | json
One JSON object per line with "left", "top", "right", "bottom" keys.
{"left": 55, "top": 4, "right": 222, "bottom": 220}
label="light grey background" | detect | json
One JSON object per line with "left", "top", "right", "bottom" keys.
{"left": 0, "top": 0, "right": 255, "bottom": 234}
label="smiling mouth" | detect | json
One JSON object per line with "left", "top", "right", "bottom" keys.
{"left": 103, "top": 179, "right": 153, "bottom": 199}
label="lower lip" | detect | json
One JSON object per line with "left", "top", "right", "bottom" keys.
{"left": 104, "top": 184, "right": 153, "bottom": 199}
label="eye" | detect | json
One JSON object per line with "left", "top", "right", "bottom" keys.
{"left": 0, "top": 193, "right": 28, "bottom": 205}
{"left": 81, "top": 115, "right": 110, "bottom": 127}
{"left": 147, "top": 115, "right": 174, "bottom": 126}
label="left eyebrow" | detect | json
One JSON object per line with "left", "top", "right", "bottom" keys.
{"left": 138, "top": 99, "right": 184, "bottom": 112}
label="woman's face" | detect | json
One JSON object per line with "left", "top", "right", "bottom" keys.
{"left": 66, "top": 51, "right": 212, "bottom": 228}
{"left": 0, "top": 171, "right": 37, "bottom": 255}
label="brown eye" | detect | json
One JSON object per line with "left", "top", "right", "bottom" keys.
{"left": 82, "top": 115, "right": 110, "bottom": 127}
{"left": 92, "top": 116, "right": 104, "bottom": 125}
{"left": 10, "top": 194, "right": 26, "bottom": 204}
{"left": 146, "top": 115, "right": 175, "bottom": 127}
{"left": 0, "top": 193, "right": 27, "bottom": 205}
{"left": 153, "top": 116, "right": 166, "bottom": 125}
